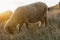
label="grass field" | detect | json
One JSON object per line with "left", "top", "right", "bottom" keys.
{"left": 0, "top": 3, "right": 60, "bottom": 40}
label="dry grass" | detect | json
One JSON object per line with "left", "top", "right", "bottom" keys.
{"left": 0, "top": 10, "right": 60, "bottom": 40}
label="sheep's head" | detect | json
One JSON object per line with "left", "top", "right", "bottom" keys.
{"left": 4, "top": 20, "right": 17, "bottom": 34}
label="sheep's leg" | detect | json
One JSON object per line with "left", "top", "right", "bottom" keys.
{"left": 19, "top": 22, "right": 23, "bottom": 32}
{"left": 44, "top": 16, "right": 47, "bottom": 27}
{"left": 39, "top": 20, "right": 44, "bottom": 32}
{"left": 25, "top": 22, "right": 30, "bottom": 29}
{"left": 40, "top": 19, "right": 44, "bottom": 27}
{"left": 40, "top": 16, "right": 47, "bottom": 27}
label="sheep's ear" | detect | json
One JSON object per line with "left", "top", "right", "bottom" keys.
{"left": 48, "top": 8, "right": 50, "bottom": 11}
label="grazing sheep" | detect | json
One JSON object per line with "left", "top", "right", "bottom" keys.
{"left": 4, "top": 2, "right": 48, "bottom": 34}
{"left": 48, "top": 2, "right": 60, "bottom": 11}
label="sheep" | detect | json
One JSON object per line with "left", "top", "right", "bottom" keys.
{"left": 4, "top": 2, "right": 48, "bottom": 34}
{"left": 48, "top": 2, "right": 60, "bottom": 11}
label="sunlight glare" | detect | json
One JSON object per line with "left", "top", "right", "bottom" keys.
{"left": 0, "top": 0, "right": 60, "bottom": 13}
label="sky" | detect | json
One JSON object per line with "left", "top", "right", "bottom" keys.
{"left": 0, "top": 0, "right": 60, "bottom": 13}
